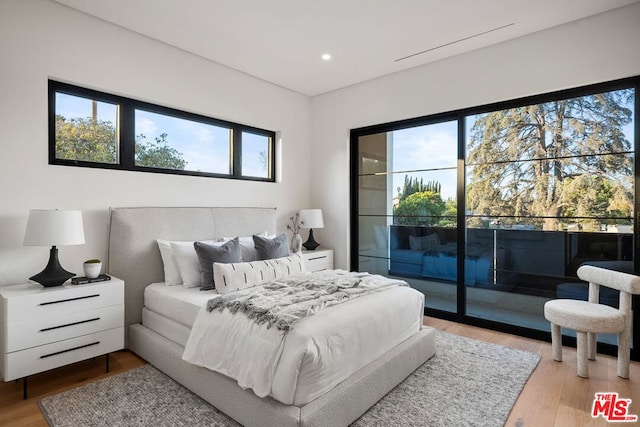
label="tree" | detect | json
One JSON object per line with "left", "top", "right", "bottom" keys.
{"left": 135, "top": 133, "right": 187, "bottom": 170}
{"left": 398, "top": 175, "right": 441, "bottom": 202}
{"left": 55, "top": 114, "right": 187, "bottom": 169}
{"left": 560, "top": 174, "right": 632, "bottom": 230}
{"left": 439, "top": 198, "right": 458, "bottom": 227}
{"left": 466, "top": 90, "right": 633, "bottom": 230}
{"left": 55, "top": 115, "right": 118, "bottom": 163}
{"left": 393, "top": 191, "right": 446, "bottom": 226}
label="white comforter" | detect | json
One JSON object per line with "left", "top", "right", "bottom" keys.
{"left": 182, "top": 271, "right": 424, "bottom": 405}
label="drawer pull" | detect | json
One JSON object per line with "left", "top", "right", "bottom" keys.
{"left": 40, "top": 341, "right": 100, "bottom": 359}
{"left": 40, "top": 317, "right": 100, "bottom": 332}
{"left": 39, "top": 294, "right": 100, "bottom": 306}
{"left": 307, "top": 256, "right": 327, "bottom": 261}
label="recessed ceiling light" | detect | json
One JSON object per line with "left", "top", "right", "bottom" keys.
{"left": 321, "top": 54, "right": 331, "bottom": 61}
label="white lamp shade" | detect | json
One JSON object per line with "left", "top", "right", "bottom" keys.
{"left": 299, "top": 209, "right": 324, "bottom": 229}
{"left": 24, "top": 209, "right": 86, "bottom": 246}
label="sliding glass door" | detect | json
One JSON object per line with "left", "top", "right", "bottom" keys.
{"left": 464, "top": 88, "right": 635, "bottom": 337}
{"left": 351, "top": 77, "right": 638, "bottom": 358}
{"left": 356, "top": 120, "right": 458, "bottom": 313}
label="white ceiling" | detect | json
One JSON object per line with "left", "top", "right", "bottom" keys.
{"left": 53, "top": 0, "right": 639, "bottom": 96}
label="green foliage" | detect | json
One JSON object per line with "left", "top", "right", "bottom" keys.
{"left": 55, "top": 115, "right": 118, "bottom": 163}
{"left": 135, "top": 133, "right": 187, "bottom": 170}
{"left": 438, "top": 198, "right": 458, "bottom": 227}
{"left": 394, "top": 191, "right": 446, "bottom": 226}
{"left": 398, "top": 176, "right": 441, "bottom": 202}
{"left": 55, "top": 114, "right": 187, "bottom": 170}
{"left": 466, "top": 89, "right": 633, "bottom": 230}
{"left": 561, "top": 175, "right": 632, "bottom": 230}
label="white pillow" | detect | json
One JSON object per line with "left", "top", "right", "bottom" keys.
{"left": 159, "top": 239, "right": 216, "bottom": 287}
{"left": 157, "top": 240, "right": 182, "bottom": 286}
{"left": 214, "top": 253, "right": 306, "bottom": 294}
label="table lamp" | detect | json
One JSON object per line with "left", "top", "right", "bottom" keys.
{"left": 299, "top": 209, "right": 324, "bottom": 251}
{"left": 24, "top": 209, "right": 85, "bottom": 287}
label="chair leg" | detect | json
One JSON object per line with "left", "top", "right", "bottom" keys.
{"left": 587, "top": 332, "right": 596, "bottom": 361}
{"left": 618, "top": 329, "right": 630, "bottom": 379}
{"left": 550, "top": 323, "right": 562, "bottom": 362}
{"left": 576, "top": 331, "right": 589, "bottom": 378}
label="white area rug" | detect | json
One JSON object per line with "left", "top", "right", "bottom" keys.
{"left": 39, "top": 332, "right": 540, "bottom": 427}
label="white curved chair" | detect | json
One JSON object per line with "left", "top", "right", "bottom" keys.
{"left": 544, "top": 265, "right": 640, "bottom": 378}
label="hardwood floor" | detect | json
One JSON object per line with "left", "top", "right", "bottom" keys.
{"left": 426, "top": 317, "right": 640, "bottom": 427}
{"left": 1, "top": 318, "right": 638, "bottom": 426}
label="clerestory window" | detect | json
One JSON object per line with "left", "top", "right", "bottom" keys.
{"left": 49, "top": 80, "right": 276, "bottom": 182}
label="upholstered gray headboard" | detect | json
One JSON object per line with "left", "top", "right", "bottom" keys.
{"left": 107, "top": 207, "right": 277, "bottom": 338}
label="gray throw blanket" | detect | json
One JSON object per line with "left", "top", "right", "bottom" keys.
{"left": 206, "top": 270, "right": 407, "bottom": 332}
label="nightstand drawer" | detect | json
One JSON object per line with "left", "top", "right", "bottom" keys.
{"left": 5, "top": 305, "right": 124, "bottom": 352}
{"left": 2, "top": 327, "right": 123, "bottom": 381}
{"left": 303, "top": 250, "right": 334, "bottom": 272}
{"left": 4, "top": 282, "right": 123, "bottom": 324}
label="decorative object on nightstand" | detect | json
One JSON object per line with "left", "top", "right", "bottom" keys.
{"left": 72, "top": 274, "right": 111, "bottom": 285}
{"left": 83, "top": 259, "right": 102, "bottom": 279}
{"left": 286, "top": 212, "right": 304, "bottom": 253}
{"left": 299, "top": 209, "right": 324, "bottom": 251}
{"left": 23, "top": 209, "right": 85, "bottom": 287}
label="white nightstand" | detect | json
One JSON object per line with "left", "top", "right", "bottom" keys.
{"left": 0, "top": 277, "right": 124, "bottom": 398}
{"left": 302, "top": 249, "right": 334, "bottom": 272}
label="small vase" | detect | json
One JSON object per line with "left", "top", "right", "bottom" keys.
{"left": 83, "top": 261, "right": 102, "bottom": 279}
{"left": 291, "top": 233, "right": 303, "bottom": 253}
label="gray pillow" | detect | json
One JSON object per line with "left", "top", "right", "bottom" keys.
{"left": 253, "top": 233, "right": 290, "bottom": 260}
{"left": 194, "top": 237, "right": 241, "bottom": 290}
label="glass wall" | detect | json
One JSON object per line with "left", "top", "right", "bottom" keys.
{"left": 351, "top": 78, "right": 638, "bottom": 356}
{"left": 357, "top": 120, "right": 458, "bottom": 313}
{"left": 465, "top": 89, "right": 635, "bottom": 334}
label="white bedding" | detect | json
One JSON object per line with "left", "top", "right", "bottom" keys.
{"left": 144, "top": 282, "right": 215, "bottom": 327}
{"left": 182, "top": 274, "right": 424, "bottom": 406}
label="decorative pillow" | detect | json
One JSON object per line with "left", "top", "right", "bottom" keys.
{"left": 194, "top": 238, "right": 241, "bottom": 290}
{"left": 409, "top": 233, "right": 441, "bottom": 251}
{"left": 253, "top": 233, "right": 289, "bottom": 260}
{"left": 170, "top": 240, "right": 216, "bottom": 288}
{"left": 220, "top": 232, "right": 268, "bottom": 262}
{"left": 214, "top": 253, "right": 306, "bottom": 294}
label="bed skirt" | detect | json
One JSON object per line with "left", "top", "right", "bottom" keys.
{"left": 129, "top": 323, "right": 437, "bottom": 427}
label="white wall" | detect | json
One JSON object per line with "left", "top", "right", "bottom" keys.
{"left": 311, "top": 3, "right": 640, "bottom": 269}
{"left": 0, "top": 0, "right": 312, "bottom": 285}
{"left": 2, "top": 1, "right": 640, "bottom": 284}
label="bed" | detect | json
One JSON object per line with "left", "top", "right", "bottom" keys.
{"left": 107, "top": 207, "right": 436, "bottom": 427}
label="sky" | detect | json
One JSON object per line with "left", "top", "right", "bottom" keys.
{"left": 391, "top": 121, "right": 458, "bottom": 201}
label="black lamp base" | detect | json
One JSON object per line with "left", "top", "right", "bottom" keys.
{"left": 302, "top": 229, "right": 320, "bottom": 251}
{"left": 29, "top": 246, "right": 75, "bottom": 287}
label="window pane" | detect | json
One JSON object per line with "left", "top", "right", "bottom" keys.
{"left": 135, "top": 110, "right": 231, "bottom": 174}
{"left": 241, "top": 131, "right": 271, "bottom": 178}
{"left": 466, "top": 88, "right": 634, "bottom": 164}
{"left": 55, "top": 93, "right": 118, "bottom": 164}
{"left": 356, "top": 120, "right": 458, "bottom": 315}
{"left": 464, "top": 87, "right": 635, "bottom": 337}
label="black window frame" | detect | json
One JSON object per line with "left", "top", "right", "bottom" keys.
{"left": 48, "top": 80, "right": 276, "bottom": 182}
